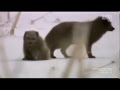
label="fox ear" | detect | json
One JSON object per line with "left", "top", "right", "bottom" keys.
{"left": 96, "top": 16, "right": 109, "bottom": 22}
{"left": 102, "top": 17, "right": 108, "bottom": 21}
{"left": 97, "top": 16, "right": 103, "bottom": 20}
{"left": 35, "top": 31, "right": 39, "bottom": 37}
{"left": 24, "top": 31, "right": 28, "bottom": 39}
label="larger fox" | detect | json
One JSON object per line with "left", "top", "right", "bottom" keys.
{"left": 45, "top": 16, "right": 115, "bottom": 58}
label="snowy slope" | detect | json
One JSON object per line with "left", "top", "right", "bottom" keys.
{"left": 0, "top": 55, "right": 119, "bottom": 78}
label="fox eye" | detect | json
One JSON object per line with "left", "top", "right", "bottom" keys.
{"left": 32, "top": 38, "right": 35, "bottom": 40}
{"left": 25, "top": 36, "right": 30, "bottom": 40}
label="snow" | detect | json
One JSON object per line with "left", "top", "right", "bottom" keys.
{"left": 0, "top": 12, "right": 119, "bottom": 78}
{"left": 0, "top": 56, "right": 118, "bottom": 78}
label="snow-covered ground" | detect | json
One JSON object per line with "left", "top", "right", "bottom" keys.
{"left": 0, "top": 12, "right": 119, "bottom": 78}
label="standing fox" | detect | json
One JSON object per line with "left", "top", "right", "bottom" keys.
{"left": 45, "top": 16, "right": 115, "bottom": 58}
